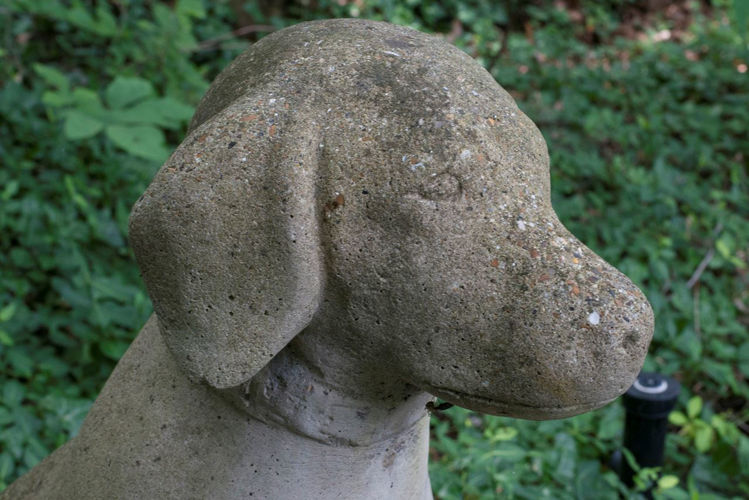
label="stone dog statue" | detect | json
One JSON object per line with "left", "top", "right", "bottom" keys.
{"left": 4, "top": 19, "right": 653, "bottom": 499}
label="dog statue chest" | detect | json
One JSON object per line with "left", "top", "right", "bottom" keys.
{"left": 2, "top": 18, "right": 653, "bottom": 500}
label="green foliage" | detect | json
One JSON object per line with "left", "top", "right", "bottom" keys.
{"left": 1, "top": 0, "right": 747, "bottom": 497}
{"left": 429, "top": 405, "right": 629, "bottom": 499}
{"left": 0, "top": 0, "right": 232, "bottom": 487}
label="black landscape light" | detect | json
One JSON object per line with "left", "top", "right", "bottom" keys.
{"left": 612, "top": 372, "right": 681, "bottom": 489}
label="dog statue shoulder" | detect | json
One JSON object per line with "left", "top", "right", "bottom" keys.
{"left": 3, "top": 19, "right": 653, "bottom": 500}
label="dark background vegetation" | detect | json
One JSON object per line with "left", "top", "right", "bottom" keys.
{"left": 1, "top": 0, "right": 747, "bottom": 498}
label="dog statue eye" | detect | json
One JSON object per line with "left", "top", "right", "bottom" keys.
{"left": 417, "top": 172, "right": 462, "bottom": 201}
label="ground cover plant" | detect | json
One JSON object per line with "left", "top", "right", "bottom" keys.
{"left": 1, "top": 0, "right": 747, "bottom": 498}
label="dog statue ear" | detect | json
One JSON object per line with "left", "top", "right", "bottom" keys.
{"left": 128, "top": 98, "right": 324, "bottom": 389}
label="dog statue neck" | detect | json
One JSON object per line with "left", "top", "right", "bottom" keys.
{"left": 215, "top": 332, "right": 436, "bottom": 498}
{"left": 221, "top": 330, "right": 435, "bottom": 447}
{"left": 180, "top": 319, "right": 436, "bottom": 499}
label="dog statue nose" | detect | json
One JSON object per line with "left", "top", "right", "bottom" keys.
{"left": 546, "top": 287, "right": 654, "bottom": 409}
{"left": 492, "top": 226, "right": 655, "bottom": 419}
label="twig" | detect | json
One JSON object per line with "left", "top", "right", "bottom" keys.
{"left": 686, "top": 222, "right": 723, "bottom": 289}
{"left": 686, "top": 247, "right": 714, "bottom": 289}
{"left": 693, "top": 285, "right": 700, "bottom": 338}
{"left": 193, "top": 24, "right": 277, "bottom": 52}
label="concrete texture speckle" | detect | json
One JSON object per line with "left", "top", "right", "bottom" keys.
{"left": 3, "top": 19, "right": 653, "bottom": 500}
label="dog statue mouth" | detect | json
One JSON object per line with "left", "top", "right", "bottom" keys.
{"left": 424, "top": 385, "right": 617, "bottom": 421}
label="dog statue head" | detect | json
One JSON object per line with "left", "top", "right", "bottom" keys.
{"left": 129, "top": 19, "right": 653, "bottom": 420}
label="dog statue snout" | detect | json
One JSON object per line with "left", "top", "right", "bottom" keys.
{"left": 337, "top": 174, "right": 654, "bottom": 419}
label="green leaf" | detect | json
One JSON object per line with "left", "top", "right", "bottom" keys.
{"left": 658, "top": 475, "right": 680, "bottom": 490}
{"left": 554, "top": 432, "right": 577, "bottom": 480}
{"left": 64, "top": 174, "right": 90, "bottom": 212}
{"left": 2, "top": 426, "right": 25, "bottom": 458}
{"left": 23, "top": 445, "right": 45, "bottom": 469}
{"left": 0, "top": 302, "right": 17, "bottom": 322}
{"left": 694, "top": 425, "right": 714, "bottom": 453}
{"left": 108, "top": 97, "right": 194, "bottom": 129}
{"left": 621, "top": 448, "right": 640, "bottom": 472}
{"left": 63, "top": 2, "right": 116, "bottom": 37}
{"left": 71, "top": 87, "right": 105, "bottom": 115}
{"left": 151, "top": 97, "right": 194, "bottom": 121}
{"left": 8, "top": 349, "right": 34, "bottom": 378}
{"left": 91, "top": 276, "right": 137, "bottom": 301}
{"left": 177, "top": 0, "right": 206, "bottom": 19}
{"left": 3, "top": 381, "right": 25, "bottom": 408}
{"left": 738, "top": 342, "right": 749, "bottom": 377}
{"left": 63, "top": 110, "right": 104, "bottom": 140}
{"left": 32, "top": 63, "right": 69, "bottom": 90}
{"left": 597, "top": 406, "right": 622, "bottom": 440}
{"left": 0, "top": 453, "right": 13, "bottom": 481}
{"left": 715, "top": 237, "right": 732, "bottom": 260}
{"left": 93, "top": 213, "right": 125, "bottom": 248}
{"left": 41, "top": 90, "right": 73, "bottom": 107}
{"left": 732, "top": 0, "right": 749, "bottom": 39}
{"left": 489, "top": 426, "right": 518, "bottom": 442}
{"left": 94, "top": 3, "right": 118, "bottom": 36}
{"left": 66, "top": 4, "right": 96, "bottom": 30}
{"left": 0, "top": 408, "right": 11, "bottom": 426}
{"left": 51, "top": 276, "right": 92, "bottom": 309}
{"left": 686, "top": 396, "right": 702, "bottom": 419}
{"left": 0, "top": 329, "right": 13, "bottom": 346}
{"left": 710, "top": 414, "right": 738, "bottom": 442}
{"left": 738, "top": 435, "right": 749, "bottom": 471}
{"left": 479, "top": 443, "right": 527, "bottom": 462}
{"left": 105, "top": 125, "right": 169, "bottom": 162}
{"left": 38, "top": 356, "right": 69, "bottom": 378}
{"left": 1, "top": 179, "right": 20, "bottom": 201}
{"left": 703, "top": 359, "right": 738, "bottom": 392}
{"left": 10, "top": 247, "right": 33, "bottom": 268}
{"left": 668, "top": 411, "right": 688, "bottom": 426}
{"left": 105, "top": 76, "right": 154, "bottom": 109}
{"left": 99, "top": 340, "right": 130, "bottom": 360}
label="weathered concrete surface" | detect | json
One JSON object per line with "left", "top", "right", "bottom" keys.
{"left": 3, "top": 18, "right": 653, "bottom": 499}
{"left": 3, "top": 317, "right": 432, "bottom": 499}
